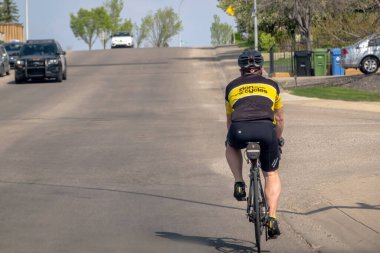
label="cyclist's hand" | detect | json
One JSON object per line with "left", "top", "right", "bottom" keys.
{"left": 278, "top": 137, "right": 285, "bottom": 147}
{"left": 278, "top": 137, "right": 284, "bottom": 156}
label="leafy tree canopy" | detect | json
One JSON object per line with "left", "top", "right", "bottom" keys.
{"left": 217, "top": 0, "right": 380, "bottom": 49}
{"left": 70, "top": 8, "right": 103, "bottom": 50}
{"left": 210, "top": 15, "right": 233, "bottom": 46}
{"left": 0, "top": 0, "right": 19, "bottom": 23}
{"left": 138, "top": 7, "right": 182, "bottom": 47}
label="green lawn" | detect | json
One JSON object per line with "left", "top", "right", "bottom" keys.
{"left": 288, "top": 86, "right": 380, "bottom": 102}
{"left": 263, "top": 57, "right": 293, "bottom": 69}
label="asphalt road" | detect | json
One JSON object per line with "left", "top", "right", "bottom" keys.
{"left": 0, "top": 47, "right": 378, "bottom": 253}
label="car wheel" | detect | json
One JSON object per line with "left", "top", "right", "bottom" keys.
{"left": 63, "top": 69, "right": 67, "bottom": 80}
{"left": 360, "top": 56, "right": 379, "bottom": 74}
{"left": 56, "top": 69, "right": 63, "bottom": 82}
{"left": 0, "top": 64, "right": 4, "bottom": 77}
{"left": 15, "top": 76, "right": 24, "bottom": 84}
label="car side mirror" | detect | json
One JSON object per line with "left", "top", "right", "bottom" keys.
{"left": 62, "top": 51, "right": 66, "bottom": 55}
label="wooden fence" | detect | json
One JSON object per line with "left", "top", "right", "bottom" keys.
{"left": 0, "top": 23, "right": 24, "bottom": 42}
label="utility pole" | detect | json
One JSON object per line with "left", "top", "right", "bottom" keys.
{"left": 253, "top": 0, "right": 258, "bottom": 50}
{"left": 244, "top": 0, "right": 258, "bottom": 50}
{"left": 178, "top": 0, "right": 184, "bottom": 47}
{"left": 25, "top": 0, "right": 29, "bottom": 41}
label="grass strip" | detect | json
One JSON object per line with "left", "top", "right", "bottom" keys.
{"left": 288, "top": 86, "right": 380, "bottom": 102}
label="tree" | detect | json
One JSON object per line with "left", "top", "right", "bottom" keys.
{"left": 217, "top": 0, "right": 252, "bottom": 36}
{"left": 217, "top": 0, "right": 379, "bottom": 49}
{"left": 93, "top": 7, "right": 112, "bottom": 50}
{"left": 138, "top": 7, "right": 182, "bottom": 47}
{"left": 104, "top": 0, "right": 123, "bottom": 31}
{"left": 256, "top": 0, "right": 317, "bottom": 50}
{"left": 70, "top": 8, "right": 103, "bottom": 50}
{"left": 210, "top": 15, "right": 233, "bottom": 46}
{"left": 259, "top": 32, "right": 275, "bottom": 52}
{"left": 118, "top": 19, "right": 133, "bottom": 33}
{"left": 0, "top": 0, "right": 19, "bottom": 23}
{"left": 217, "top": 0, "right": 296, "bottom": 46}
{"left": 136, "top": 16, "right": 152, "bottom": 48}
{"left": 257, "top": 2, "right": 296, "bottom": 45}
{"left": 313, "top": 0, "right": 380, "bottom": 46}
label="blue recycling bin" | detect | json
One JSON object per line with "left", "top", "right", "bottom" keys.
{"left": 330, "top": 48, "right": 345, "bottom": 75}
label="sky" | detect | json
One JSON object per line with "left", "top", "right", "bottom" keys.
{"left": 14, "top": 0, "right": 236, "bottom": 51}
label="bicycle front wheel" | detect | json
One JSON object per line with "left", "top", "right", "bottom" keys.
{"left": 253, "top": 169, "right": 262, "bottom": 252}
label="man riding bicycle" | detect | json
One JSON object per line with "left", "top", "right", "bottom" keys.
{"left": 225, "top": 49, "right": 284, "bottom": 238}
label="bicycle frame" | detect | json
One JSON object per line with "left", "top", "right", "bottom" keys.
{"left": 245, "top": 142, "right": 269, "bottom": 252}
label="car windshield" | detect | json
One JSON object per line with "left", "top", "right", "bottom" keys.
{"left": 113, "top": 32, "right": 130, "bottom": 37}
{"left": 4, "top": 43, "right": 23, "bottom": 52}
{"left": 20, "top": 43, "right": 57, "bottom": 56}
{"left": 353, "top": 33, "right": 379, "bottom": 46}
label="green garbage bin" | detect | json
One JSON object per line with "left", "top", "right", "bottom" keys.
{"left": 313, "top": 49, "right": 328, "bottom": 76}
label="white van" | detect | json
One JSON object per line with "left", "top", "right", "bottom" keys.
{"left": 111, "top": 32, "right": 134, "bottom": 48}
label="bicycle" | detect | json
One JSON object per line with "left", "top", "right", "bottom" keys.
{"left": 245, "top": 142, "right": 269, "bottom": 253}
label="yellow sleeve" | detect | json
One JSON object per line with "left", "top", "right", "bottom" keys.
{"left": 274, "top": 94, "right": 283, "bottom": 110}
{"left": 225, "top": 100, "right": 233, "bottom": 115}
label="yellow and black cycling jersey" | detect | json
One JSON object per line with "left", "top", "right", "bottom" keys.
{"left": 225, "top": 74, "right": 283, "bottom": 123}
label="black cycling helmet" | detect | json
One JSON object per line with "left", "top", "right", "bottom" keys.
{"left": 238, "top": 49, "right": 264, "bottom": 69}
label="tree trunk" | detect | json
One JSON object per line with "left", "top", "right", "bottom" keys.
{"left": 294, "top": 0, "right": 312, "bottom": 50}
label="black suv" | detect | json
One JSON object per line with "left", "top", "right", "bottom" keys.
{"left": 15, "top": 39, "right": 67, "bottom": 83}
{"left": 3, "top": 41, "right": 24, "bottom": 68}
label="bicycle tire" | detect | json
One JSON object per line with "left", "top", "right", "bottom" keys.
{"left": 258, "top": 178, "right": 268, "bottom": 240}
{"left": 247, "top": 179, "right": 253, "bottom": 215}
{"left": 253, "top": 167, "right": 262, "bottom": 252}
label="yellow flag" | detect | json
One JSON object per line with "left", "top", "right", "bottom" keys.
{"left": 226, "top": 5, "right": 235, "bottom": 16}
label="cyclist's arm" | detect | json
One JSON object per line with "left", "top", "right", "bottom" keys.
{"left": 274, "top": 107, "right": 284, "bottom": 139}
{"left": 225, "top": 98, "right": 232, "bottom": 130}
{"left": 226, "top": 115, "right": 232, "bottom": 130}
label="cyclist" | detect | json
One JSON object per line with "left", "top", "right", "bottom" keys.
{"left": 225, "top": 49, "right": 284, "bottom": 238}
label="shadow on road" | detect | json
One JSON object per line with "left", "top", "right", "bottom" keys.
{"left": 280, "top": 203, "right": 380, "bottom": 216}
{"left": 2, "top": 179, "right": 377, "bottom": 230}
{"left": 155, "top": 231, "right": 267, "bottom": 253}
{"left": 0, "top": 180, "right": 244, "bottom": 211}
{"left": 279, "top": 203, "right": 380, "bottom": 234}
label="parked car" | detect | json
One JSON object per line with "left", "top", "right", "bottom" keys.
{"left": 3, "top": 41, "right": 24, "bottom": 68}
{"left": 111, "top": 31, "right": 134, "bottom": 48}
{"left": 0, "top": 44, "right": 11, "bottom": 77}
{"left": 342, "top": 33, "right": 380, "bottom": 74}
{"left": 14, "top": 39, "right": 67, "bottom": 83}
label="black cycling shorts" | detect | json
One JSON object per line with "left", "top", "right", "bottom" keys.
{"left": 226, "top": 121, "right": 280, "bottom": 172}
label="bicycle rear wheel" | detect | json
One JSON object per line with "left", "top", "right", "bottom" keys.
{"left": 253, "top": 168, "right": 262, "bottom": 252}
{"left": 258, "top": 177, "right": 269, "bottom": 240}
